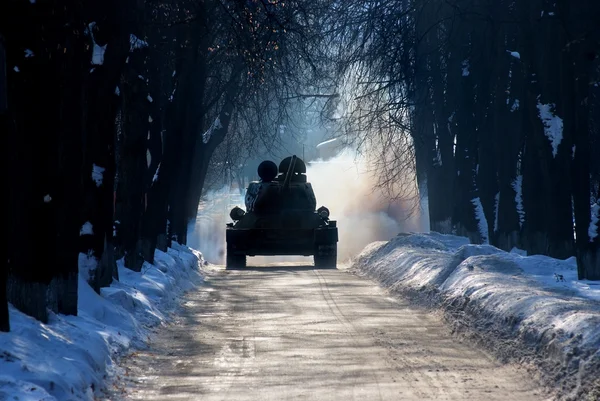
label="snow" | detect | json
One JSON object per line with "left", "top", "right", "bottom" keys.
{"left": 147, "top": 94, "right": 153, "bottom": 103}
{"left": 461, "top": 59, "right": 470, "bottom": 76}
{"left": 115, "top": 86, "right": 120, "bottom": 96}
{"left": 493, "top": 192, "right": 500, "bottom": 232}
{"left": 510, "top": 99, "right": 520, "bottom": 112}
{"left": 507, "top": 50, "right": 521, "bottom": 59}
{"left": 129, "top": 34, "right": 148, "bottom": 51}
{"left": 24, "top": 49, "right": 34, "bottom": 58}
{"left": 79, "top": 221, "right": 94, "bottom": 236}
{"left": 91, "top": 41, "right": 107, "bottom": 65}
{"left": 152, "top": 163, "right": 161, "bottom": 183}
{"left": 471, "top": 197, "right": 489, "bottom": 243}
{"left": 589, "top": 202, "right": 599, "bottom": 241}
{"left": 352, "top": 232, "right": 600, "bottom": 400}
{"left": 43, "top": 194, "right": 51, "bottom": 203}
{"left": 91, "top": 164, "right": 105, "bottom": 187}
{"left": 512, "top": 175, "right": 525, "bottom": 228}
{"left": 78, "top": 251, "right": 98, "bottom": 282}
{"left": 0, "top": 245, "right": 203, "bottom": 401}
{"left": 13, "top": 66, "right": 20, "bottom": 72}
{"left": 85, "top": 22, "right": 107, "bottom": 65}
{"left": 202, "top": 118, "right": 223, "bottom": 144}
{"left": 536, "top": 98, "right": 564, "bottom": 157}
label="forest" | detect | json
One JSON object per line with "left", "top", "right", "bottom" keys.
{"left": 1, "top": 0, "right": 599, "bottom": 333}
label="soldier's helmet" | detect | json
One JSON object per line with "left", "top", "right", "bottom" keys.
{"left": 257, "top": 160, "right": 278, "bottom": 182}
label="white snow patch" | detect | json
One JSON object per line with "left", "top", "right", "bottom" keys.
{"left": 461, "top": 59, "right": 470, "bottom": 77}
{"left": 91, "top": 164, "right": 105, "bottom": 187}
{"left": 589, "top": 202, "right": 599, "bottom": 242}
{"left": 86, "top": 22, "right": 107, "bottom": 66}
{"left": 152, "top": 163, "right": 161, "bottom": 183}
{"left": 24, "top": 49, "right": 34, "bottom": 58}
{"left": 91, "top": 44, "right": 106, "bottom": 65}
{"left": 512, "top": 175, "right": 525, "bottom": 228}
{"left": 115, "top": 86, "right": 120, "bottom": 96}
{"left": 203, "top": 118, "right": 223, "bottom": 144}
{"left": 79, "top": 221, "right": 94, "bottom": 236}
{"left": 471, "top": 197, "right": 489, "bottom": 243}
{"left": 78, "top": 251, "right": 98, "bottom": 282}
{"left": 13, "top": 66, "right": 20, "bottom": 72}
{"left": 507, "top": 50, "right": 520, "bottom": 59}
{"left": 493, "top": 192, "right": 500, "bottom": 232}
{"left": 536, "top": 98, "right": 563, "bottom": 157}
{"left": 510, "top": 99, "right": 520, "bottom": 112}
{"left": 43, "top": 194, "right": 52, "bottom": 203}
{"left": 147, "top": 95, "right": 153, "bottom": 103}
{"left": 1, "top": 245, "right": 203, "bottom": 401}
{"left": 129, "top": 34, "right": 148, "bottom": 51}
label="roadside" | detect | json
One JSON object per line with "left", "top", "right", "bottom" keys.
{"left": 350, "top": 232, "right": 600, "bottom": 401}
{"left": 0, "top": 244, "right": 203, "bottom": 401}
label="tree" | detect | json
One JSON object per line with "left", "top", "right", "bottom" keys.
{"left": 1, "top": 33, "right": 9, "bottom": 332}
{"left": 325, "top": 0, "right": 599, "bottom": 278}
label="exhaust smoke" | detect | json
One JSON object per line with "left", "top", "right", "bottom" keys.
{"left": 306, "top": 148, "right": 427, "bottom": 262}
{"left": 188, "top": 148, "right": 428, "bottom": 265}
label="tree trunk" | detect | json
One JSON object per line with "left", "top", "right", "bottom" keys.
{"left": 519, "top": 0, "right": 574, "bottom": 258}
{"left": 561, "top": 0, "right": 600, "bottom": 279}
{"left": 0, "top": 35, "right": 10, "bottom": 331}
{"left": 451, "top": 20, "right": 482, "bottom": 243}
{"left": 492, "top": 15, "right": 524, "bottom": 251}
{"left": 4, "top": 1, "right": 62, "bottom": 322}
{"left": 81, "top": 19, "right": 130, "bottom": 287}
{"left": 186, "top": 90, "right": 238, "bottom": 224}
{"left": 119, "top": 47, "right": 150, "bottom": 272}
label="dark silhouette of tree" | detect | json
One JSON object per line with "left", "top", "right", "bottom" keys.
{"left": 329, "top": 0, "right": 600, "bottom": 279}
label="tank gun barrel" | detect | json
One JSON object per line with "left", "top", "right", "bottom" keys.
{"left": 281, "top": 155, "right": 297, "bottom": 191}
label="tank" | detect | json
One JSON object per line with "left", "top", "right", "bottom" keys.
{"left": 225, "top": 155, "right": 338, "bottom": 269}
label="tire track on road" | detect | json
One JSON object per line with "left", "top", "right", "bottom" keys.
{"left": 313, "top": 269, "right": 384, "bottom": 401}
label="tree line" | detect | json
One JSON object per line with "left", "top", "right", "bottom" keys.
{"left": 329, "top": 0, "right": 600, "bottom": 280}
{"left": 2, "top": 0, "right": 598, "bottom": 334}
{"left": 0, "top": 0, "right": 331, "bottom": 332}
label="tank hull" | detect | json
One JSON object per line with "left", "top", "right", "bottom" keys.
{"left": 226, "top": 226, "right": 338, "bottom": 256}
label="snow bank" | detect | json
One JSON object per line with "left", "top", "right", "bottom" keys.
{"left": 352, "top": 233, "right": 600, "bottom": 401}
{"left": 0, "top": 244, "right": 203, "bottom": 401}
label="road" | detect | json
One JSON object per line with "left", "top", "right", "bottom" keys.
{"left": 116, "top": 264, "right": 544, "bottom": 400}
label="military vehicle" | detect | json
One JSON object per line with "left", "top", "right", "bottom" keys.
{"left": 225, "top": 155, "right": 338, "bottom": 269}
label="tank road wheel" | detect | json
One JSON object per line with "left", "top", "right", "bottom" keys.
{"left": 226, "top": 251, "right": 246, "bottom": 269}
{"left": 314, "top": 244, "right": 337, "bottom": 269}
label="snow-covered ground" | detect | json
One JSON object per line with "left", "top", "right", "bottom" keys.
{"left": 0, "top": 243, "right": 203, "bottom": 401}
{"left": 352, "top": 232, "right": 600, "bottom": 401}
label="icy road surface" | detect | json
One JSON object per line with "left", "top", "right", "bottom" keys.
{"left": 117, "top": 264, "right": 544, "bottom": 400}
